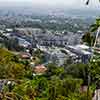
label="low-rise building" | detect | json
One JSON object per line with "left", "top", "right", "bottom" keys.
{"left": 18, "top": 37, "right": 31, "bottom": 48}
{"left": 33, "top": 65, "right": 47, "bottom": 75}
{"left": 20, "top": 52, "right": 31, "bottom": 59}
{"left": 66, "top": 44, "right": 92, "bottom": 64}
{"left": 33, "top": 33, "right": 68, "bottom": 47}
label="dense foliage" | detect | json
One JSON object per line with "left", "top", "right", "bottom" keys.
{"left": 0, "top": 48, "right": 98, "bottom": 100}
{"left": 82, "top": 32, "right": 95, "bottom": 46}
{"left": 0, "top": 48, "right": 32, "bottom": 79}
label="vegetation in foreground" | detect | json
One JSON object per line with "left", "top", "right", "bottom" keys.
{"left": 0, "top": 47, "right": 99, "bottom": 100}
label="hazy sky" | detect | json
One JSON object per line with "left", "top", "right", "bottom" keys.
{"left": 0, "top": 0, "right": 100, "bottom": 9}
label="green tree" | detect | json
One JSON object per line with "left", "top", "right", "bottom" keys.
{"left": 82, "top": 32, "right": 95, "bottom": 46}
{"left": 89, "top": 56, "right": 100, "bottom": 87}
{"left": 13, "top": 80, "right": 38, "bottom": 100}
{"left": 91, "top": 18, "right": 100, "bottom": 32}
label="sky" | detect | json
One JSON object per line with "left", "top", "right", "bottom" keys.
{"left": 0, "top": 0, "right": 100, "bottom": 9}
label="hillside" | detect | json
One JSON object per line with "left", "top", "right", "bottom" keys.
{"left": 0, "top": 48, "right": 31, "bottom": 79}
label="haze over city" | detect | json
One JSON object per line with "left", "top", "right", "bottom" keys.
{"left": 0, "top": 0, "right": 99, "bottom": 9}
{"left": 0, "top": 0, "right": 99, "bottom": 17}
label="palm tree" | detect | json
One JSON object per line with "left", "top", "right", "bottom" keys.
{"left": 90, "top": 18, "right": 100, "bottom": 48}
{"left": 91, "top": 18, "right": 100, "bottom": 32}
{"left": 86, "top": 18, "right": 100, "bottom": 100}
{"left": 82, "top": 18, "right": 100, "bottom": 47}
